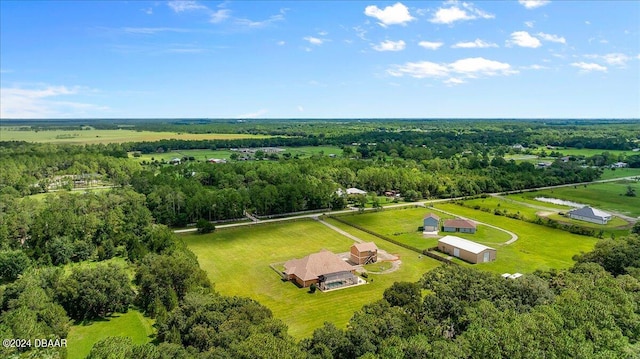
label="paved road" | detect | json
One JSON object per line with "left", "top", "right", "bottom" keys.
{"left": 174, "top": 175, "right": 639, "bottom": 234}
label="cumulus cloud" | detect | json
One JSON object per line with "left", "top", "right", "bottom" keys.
{"left": 0, "top": 85, "right": 108, "bottom": 118}
{"left": 452, "top": 39, "right": 498, "bottom": 48}
{"left": 372, "top": 40, "right": 406, "bottom": 51}
{"left": 418, "top": 41, "right": 444, "bottom": 50}
{"left": 304, "top": 36, "right": 324, "bottom": 45}
{"left": 524, "top": 21, "right": 535, "bottom": 28}
{"left": 571, "top": 62, "right": 607, "bottom": 72}
{"left": 600, "top": 53, "right": 630, "bottom": 66}
{"left": 430, "top": 2, "right": 494, "bottom": 25}
{"left": 210, "top": 9, "right": 231, "bottom": 23}
{"left": 518, "top": 0, "right": 550, "bottom": 9}
{"left": 444, "top": 77, "right": 465, "bottom": 85}
{"left": 168, "top": 1, "right": 207, "bottom": 13}
{"left": 364, "top": 2, "right": 415, "bottom": 27}
{"left": 537, "top": 32, "right": 566, "bottom": 44}
{"left": 507, "top": 31, "right": 542, "bottom": 48}
{"left": 387, "top": 57, "right": 516, "bottom": 83}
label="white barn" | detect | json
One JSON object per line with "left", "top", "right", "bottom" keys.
{"left": 567, "top": 206, "right": 612, "bottom": 225}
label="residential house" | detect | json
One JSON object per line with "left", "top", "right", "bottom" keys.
{"left": 443, "top": 219, "right": 477, "bottom": 234}
{"left": 350, "top": 242, "right": 378, "bottom": 265}
{"left": 423, "top": 213, "right": 441, "bottom": 232}
{"left": 284, "top": 250, "right": 357, "bottom": 290}
{"left": 567, "top": 206, "right": 612, "bottom": 225}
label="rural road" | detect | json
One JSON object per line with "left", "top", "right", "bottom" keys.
{"left": 174, "top": 175, "right": 639, "bottom": 234}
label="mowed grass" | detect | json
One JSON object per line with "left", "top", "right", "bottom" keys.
{"left": 599, "top": 168, "right": 640, "bottom": 180}
{"left": 66, "top": 310, "right": 155, "bottom": 359}
{"left": 337, "top": 207, "right": 511, "bottom": 251}
{"left": 518, "top": 181, "right": 640, "bottom": 217}
{"left": 532, "top": 147, "right": 637, "bottom": 157}
{"left": 433, "top": 203, "right": 598, "bottom": 274}
{"left": 132, "top": 146, "right": 344, "bottom": 163}
{"left": 182, "top": 219, "right": 441, "bottom": 339}
{"left": 0, "top": 128, "right": 272, "bottom": 144}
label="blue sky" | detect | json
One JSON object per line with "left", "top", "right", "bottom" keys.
{"left": 1, "top": 0, "right": 638, "bottom": 119}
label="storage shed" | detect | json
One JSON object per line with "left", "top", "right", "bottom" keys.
{"left": 437, "top": 235, "right": 496, "bottom": 264}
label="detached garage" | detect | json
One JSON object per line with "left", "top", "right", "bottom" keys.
{"left": 437, "top": 235, "right": 496, "bottom": 264}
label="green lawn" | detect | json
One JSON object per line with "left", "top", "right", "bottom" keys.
{"left": 432, "top": 203, "right": 599, "bottom": 274}
{"left": 532, "top": 147, "right": 637, "bottom": 158}
{"left": 0, "top": 128, "right": 272, "bottom": 144}
{"left": 517, "top": 180, "right": 640, "bottom": 217}
{"left": 336, "top": 207, "right": 512, "bottom": 251}
{"left": 599, "top": 168, "right": 640, "bottom": 180}
{"left": 182, "top": 219, "right": 441, "bottom": 339}
{"left": 131, "top": 146, "right": 344, "bottom": 163}
{"left": 66, "top": 310, "right": 155, "bottom": 359}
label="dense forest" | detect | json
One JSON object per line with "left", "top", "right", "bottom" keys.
{"left": 1, "top": 119, "right": 639, "bottom": 358}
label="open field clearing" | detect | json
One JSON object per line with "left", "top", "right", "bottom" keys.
{"left": 532, "top": 147, "right": 638, "bottom": 157}
{"left": 336, "top": 207, "right": 512, "bottom": 250}
{"left": 182, "top": 219, "right": 441, "bottom": 339}
{"left": 66, "top": 310, "right": 154, "bottom": 359}
{"left": 130, "top": 145, "right": 344, "bottom": 162}
{"left": 517, "top": 180, "right": 640, "bottom": 217}
{"left": 432, "top": 203, "right": 598, "bottom": 274}
{"left": 0, "top": 128, "right": 273, "bottom": 144}
{"left": 599, "top": 168, "right": 640, "bottom": 180}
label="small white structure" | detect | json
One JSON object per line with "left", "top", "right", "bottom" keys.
{"left": 169, "top": 158, "right": 181, "bottom": 165}
{"left": 509, "top": 273, "right": 523, "bottom": 279}
{"left": 207, "top": 158, "right": 227, "bottom": 164}
{"left": 501, "top": 273, "right": 512, "bottom": 278}
{"left": 346, "top": 188, "right": 367, "bottom": 195}
{"left": 437, "top": 235, "right": 496, "bottom": 264}
{"left": 567, "top": 206, "right": 612, "bottom": 225}
{"left": 611, "top": 162, "right": 628, "bottom": 168}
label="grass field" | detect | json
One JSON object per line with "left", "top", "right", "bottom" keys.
{"left": 66, "top": 310, "right": 155, "bottom": 359}
{"left": 182, "top": 219, "right": 441, "bottom": 339}
{"left": 131, "top": 146, "right": 344, "bottom": 163}
{"left": 599, "top": 168, "right": 640, "bottom": 180}
{"left": 432, "top": 203, "right": 598, "bottom": 274}
{"left": 517, "top": 180, "right": 640, "bottom": 217}
{"left": 0, "top": 128, "right": 273, "bottom": 144}
{"left": 532, "top": 147, "right": 638, "bottom": 158}
{"left": 336, "top": 207, "right": 512, "bottom": 251}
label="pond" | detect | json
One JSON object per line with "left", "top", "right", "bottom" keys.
{"left": 534, "top": 197, "right": 587, "bottom": 208}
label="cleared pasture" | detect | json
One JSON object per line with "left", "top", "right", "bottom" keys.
{"left": 518, "top": 180, "right": 640, "bottom": 217}
{"left": 182, "top": 219, "right": 441, "bottom": 339}
{"left": 0, "top": 128, "right": 272, "bottom": 144}
{"left": 66, "top": 310, "right": 154, "bottom": 359}
{"left": 131, "top": 146, "right": 344, "bottom": 163}
{"left": 432, "top": 203, "right": 598, "bottom": 274}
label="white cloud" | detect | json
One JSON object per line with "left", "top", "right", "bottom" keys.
{"left": 524, "top": 21, "right": 535, "bottom": 28}
{"left": 236, "top": 109, "right": 268, "bottom": 118}
{"left": 585, "top": 20, "right": 591, "bottom": 25}
{"left": 601, "top": 53, "right": 630, "bottom": 66}
{"left": 364, "top": 2, "right": 415, "bottom": 27}
{"left": 430, "top": 2, "right": 494, "bottom": 25}
{"left": 387, "top": 57, "right": 516, "bottom": 83}
{"left": 168, "top": 1, "right": 207, "bottom": 13}
{"left": 143, "top": 7, "right": 153, "bottom": 15}
{"left": 0, "top": 85, "right": 108, "bottom": 118}
{"left": 571, "top": 62, "right": 607, "bottom": 72}
{"left": 449, "top": 57, "right": 516, "bottom": 75}
{"left": 304, "top": 36, "right": 324, "bottom": 45}
{"left": 452, "top": 39, "right": 498, "bottom": 48}
{"left": 537, "top": 32, "right": 566, "bottom": 44}
{"left": 372, "top": 40, "right": 406, "bottom": 52}
{"left": 507, "top": 31, "right": 542, "bottom": 48}
{"left": 418, "top": 41, "right": 444, "bottom": 50}
{"left": 522, "top": 64, "right": 548, "bottom": 70}
{"left": 444, "top": 77, "right": 465, "bottom": 85}
{"left": 297, "top": 106, "right": 304, "bottom": 112}
{"left": 277, "top": 40, "right": 286, "bottom": 46}
{"left": 388, "top": 61, "right": 450, "bottom": 78}
{"left": 518, "top": 0, "right": 550, "bottom": 9}
{"left": 210, "top": 9, "right": 231, "bottom": 23}
{"left": 353, "top": 26, "right": 368, "bottom": 41}
{"left": 235, "top": 11, "right": 285, "bottom": 28}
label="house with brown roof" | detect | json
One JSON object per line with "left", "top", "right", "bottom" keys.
{"left": 423, "top": 213, "right": 441, "bottom": 232}
{"left": 284, "top": 250, "right": 357, "bottom": 290}
{"left": 443, "top": 219, "right": 477, "bottom": 234}
{"left": 350, "top": 242, "right": 378, "bottom": 265}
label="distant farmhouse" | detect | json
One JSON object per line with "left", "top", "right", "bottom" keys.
{"left": 423, "top": 213, "right": 441, "bottom": 233}
{"left": 284, "top": 250, "right": 357, "bottom": 290}
{"left": 169, "top": 158, "right": 181, "bottom": 165}
{"left": 443, "top": 219, "right": 477, "bottom": 234}
{"left": 336, "top": 187, "right": 368, "bottom": 196}
{"left": 567, "top": 206, "right": 612, "bottom": 225}
{"left": 611, "top": 162, "right": 628, "bottom": 168}
{"left": 350, "top": 242, "right": 378, "bottom": 265}
{"left": 207, "top": 158, "right": 227, "bottom": 164}
{"left": 438, "top": 235, "right": 496, "bottom": 264}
